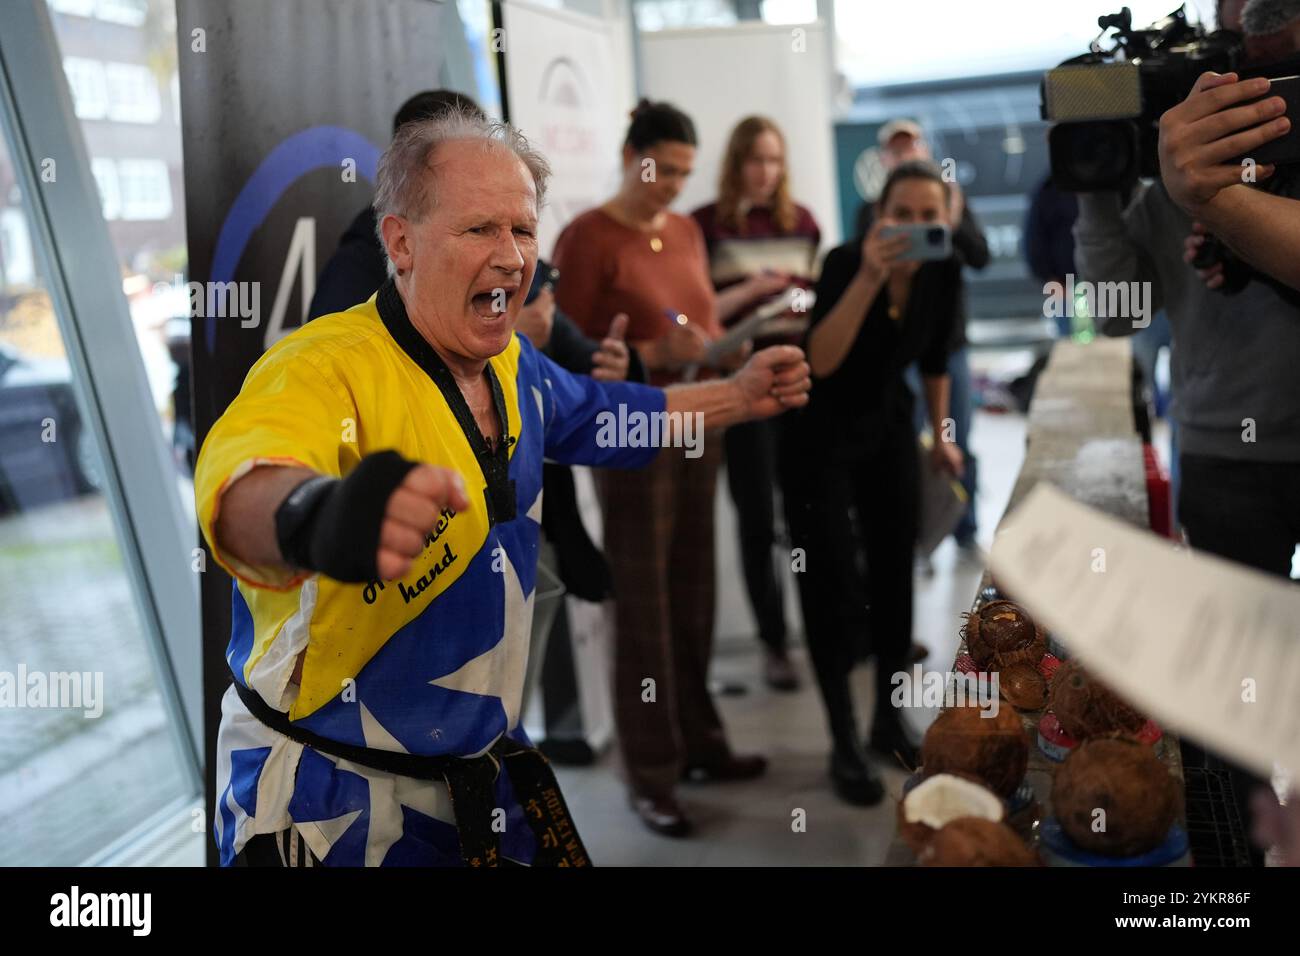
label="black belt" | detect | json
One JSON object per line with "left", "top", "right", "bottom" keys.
{"left": 233, "top": 677, "right": 590, "bottom": 867}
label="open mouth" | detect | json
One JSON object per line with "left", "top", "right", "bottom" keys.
{"left": 470, "top": 285, "right": 519, "bottom": 319}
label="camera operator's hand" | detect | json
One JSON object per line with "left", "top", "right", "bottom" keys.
{"left": 858, "top": 219, "right": 912, "bottom": 285}
{"left": 1183, "top": 222, "right": 1226, "bottom": 290}
{"left": 1158, "top": 71, "right": 1289, "bottom": 217}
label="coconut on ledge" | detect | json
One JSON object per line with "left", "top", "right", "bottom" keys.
{"left": 1048, "top": 659, "right": 1145, "bottom": 740}
{"left": 1051, "top": 736, "right": 1178, "bottom": 857}
{"left": 962, "top": 599, "right": 1047, "bottom": 670}
{"left": 897, "top": 772, "right": 1005, "bottom": 854}
{"left": 919, "top": 817, "right": 1040, "bottom": 867}
{"left": 920, "top": 703, "right": 1029, "bottom": 798}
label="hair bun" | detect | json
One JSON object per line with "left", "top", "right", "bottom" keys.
{"left": 630, "top": 98, "right": 654, "bottom": 120}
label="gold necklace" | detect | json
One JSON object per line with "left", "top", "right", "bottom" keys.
{"left": 607, "top": 201, "right": 664, "bottom": 252}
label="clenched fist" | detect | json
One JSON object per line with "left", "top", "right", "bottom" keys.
{"left": 731, "top": 345, "right": 812, "bottom": 420}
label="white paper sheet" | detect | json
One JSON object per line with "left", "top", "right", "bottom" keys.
{"left": 988, "top": 483, "right": 1300, "bottom": 778}
{"left": 681, "top": 287, "right": 807, "bottom": 382}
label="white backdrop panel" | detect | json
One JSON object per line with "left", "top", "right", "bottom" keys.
{"left": 639, "top": 21, "right": 841, "bottom": 250}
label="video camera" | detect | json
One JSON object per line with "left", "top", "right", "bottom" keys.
{"left": 1042, "top": 6, "right": 1243, "bottom": 191}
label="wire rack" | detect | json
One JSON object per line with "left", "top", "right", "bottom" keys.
{"left": 1181, "top": 752, "right": 1254, "bottom": 868}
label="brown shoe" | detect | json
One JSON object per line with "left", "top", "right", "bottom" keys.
{"left": 630, "top": 794, "right": 692, "bottom": 838}
{"left": 682, "top": 753, "right": 768, "bottom": 783}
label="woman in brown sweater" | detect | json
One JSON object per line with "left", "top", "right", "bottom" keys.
{"left": 553, "top": 100, "right": 785, "bottom": 837}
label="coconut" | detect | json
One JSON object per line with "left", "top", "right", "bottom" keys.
{"left": 920, "top": 703, "right": 1029, "bottom": 798}
{"left": 999, "top": 663, "right": 1048, "bottom": 712}
{"left": 898, "top": 772, "right": 1005, "bottom": 854}
{"left": 962, "top": 599, "right": 1047, "bottom": 670}
{"left": 1052, "top": 736, "right": 1177, "bottom": 857}
{"left": 1048, "top": 660, "right": 1144, "bottom": 740}
{"left": 919, "top": 817, "right": 1040, "bottom": 867}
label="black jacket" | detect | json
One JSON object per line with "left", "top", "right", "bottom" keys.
{"left": 1023, "top": 176, "right": 1078, "bottom": 285}
{"left": 854, "top": 201, "right": 988, "bottom": 351}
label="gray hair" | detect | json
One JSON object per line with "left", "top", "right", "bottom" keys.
{"left": 373, "top": 107, "right": 551, "bottom": 275}
{"left": 1243, "top": 0, "right": 1300, "bottom": 35}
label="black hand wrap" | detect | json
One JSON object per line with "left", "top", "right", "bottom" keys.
{"left": 274, "top": 450, "right": 419, "bottom": 583}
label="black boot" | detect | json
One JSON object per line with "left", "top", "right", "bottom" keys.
{"left": 868, "top": 712, "right": 920, "bottom": 772}
{"left": 829, "top": 745, "right": 885, "bottom": 806}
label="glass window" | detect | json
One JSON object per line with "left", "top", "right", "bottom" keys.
{"left": 90, "top": 156, "right": 120, "bottom": 220}
{"left": 62, "top": 57, "right": 108, "bottom": 121}
{"left": 457, "top": 0, "right": 503, "bottom": 119}
{"left": 832, "top": 0, "right": 1194, "bottom": 87}
{"left": 96, "top": 0, "right": 149, "bottom": 27}
{"left": 760, "top": 0, "right": 816, "bottom": 22}
{"left": 0, "top": 208, "right": 37, "bottom": 287}
{"left": 0, "top": 129, "right": 189, "bottom": 866}
{"left": 632, "top": 0, "right": 817, "bottom": 31}
{"left": 105, "top": 62, "right": 162, "bottom": 124}
{"left": 49, "top": 1, "right": 193, "bottom": 514}
{"left": 49, "top": 0, "right": 98, "bottom": 18}
{"left": 117, "top": 158, "right": 172, "bottom": 220}
{"left": 633, "top": 0, "right": 737, "bottom": 31}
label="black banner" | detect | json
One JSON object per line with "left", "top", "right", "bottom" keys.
{"left": 175, "top": 0, "right": 471, "bottom": 865}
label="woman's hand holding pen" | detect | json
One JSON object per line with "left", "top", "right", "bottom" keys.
{"left": 654, "top": 311, "right": 711, "bottom": 370}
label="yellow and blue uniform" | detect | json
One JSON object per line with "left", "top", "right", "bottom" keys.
{"left": 196, "top": 290, "right": 664, "bottom": 865}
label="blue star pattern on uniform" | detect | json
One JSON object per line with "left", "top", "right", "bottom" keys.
{"left": 210, "top": 331, "right": 665, "bottom": 865}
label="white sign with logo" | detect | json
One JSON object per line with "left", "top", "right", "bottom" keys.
{"left": 503, "top": 0, "right": 636, "bottom": 750}
{"left": 502, "top": 0, "right": 636, "bottom": 257}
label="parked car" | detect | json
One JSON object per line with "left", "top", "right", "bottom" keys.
{"left": 0, "top": 342, "right": 103, "bottom": 514}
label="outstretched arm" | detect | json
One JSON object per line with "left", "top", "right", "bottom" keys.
{"left": 663, "top": 344, "right": 811, "bottom": 431}
{"left": 214, "top": 457, "right": 471, "bottom": 584}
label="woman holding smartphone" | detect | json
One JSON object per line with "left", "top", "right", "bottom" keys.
{"left": 780, "top": 160, "right": 963, "bottom": 805}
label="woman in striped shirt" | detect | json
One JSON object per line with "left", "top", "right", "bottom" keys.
{"left": 692, "top": 116, "right": 821, "bottom": 692}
